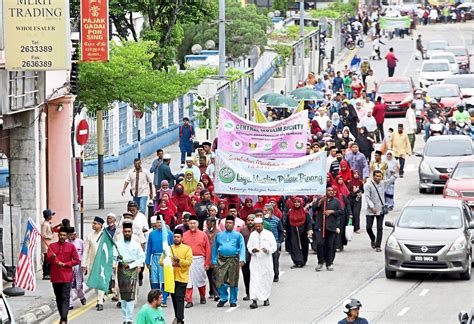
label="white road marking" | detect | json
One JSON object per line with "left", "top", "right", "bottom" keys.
{"left": 402, "top": 52, "right": 416, "bottom": 77}
{"left": 225, "top": 305, "right": 240, "bottom": 312}
{"left": 419, "top": 289, "right": 429, "bottom": 296}
{"left": 397, "top": 307, "right": 410, "bottom": 317}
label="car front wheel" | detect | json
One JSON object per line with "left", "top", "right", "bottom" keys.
{"left": 385, "top": 267, "right": 397, "bottom": 279}
{"left": 460, "top": 254, "right": 472, "bottom": 280}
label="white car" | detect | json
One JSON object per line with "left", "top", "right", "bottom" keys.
{"left": 430, "top": 52, "right": 459, "bottom": 74}
{"left": 418, "top": 59, "right": 453, "bottom": 89}
{"left": 426, "top": 40, "right": 449, "bottom": 59}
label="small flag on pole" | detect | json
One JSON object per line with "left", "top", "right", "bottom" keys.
{"left": 86, "top": 229, "right": 115, "bottom": 292}
{"left": 160, "top": 216, "right": 175, "bottom": 294}
{"left": 292, "top": 100, "right": 305, "bottom": 114}
{"left": 15, "top": 218, "right": 41, "bottom": 291}
{"left": 253, "top": 100, "right": 268, "bottom": 123}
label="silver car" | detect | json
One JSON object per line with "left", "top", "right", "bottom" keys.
{"left": 416, "top": 135, "right": 473, "bottom": 193}
{"left": 385, "top": 198, "right": 473, "bottom": 280}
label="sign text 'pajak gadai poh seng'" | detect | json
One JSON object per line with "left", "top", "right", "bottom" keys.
{"left": 4, "top": 0, "right": 70, "bottom": 70}
{"left": 81, "top": 0, "right": 109, "bottom": 62}
{"left": 217, "top": 108, "right": 308, "bottom": 158}
{"left": 215, "top": 150, "right": 327, "bottom": 195}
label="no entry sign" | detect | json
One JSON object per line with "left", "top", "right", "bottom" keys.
{"left": 76, "top": 119, "right": 90, "bottom": 145}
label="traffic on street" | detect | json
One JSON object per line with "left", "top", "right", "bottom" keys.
{"left": 3, "top": 1, "right": 474, "bottom": 324}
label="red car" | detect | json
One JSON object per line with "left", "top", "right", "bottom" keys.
{"left": 376, "top": 77, "right": 415, "bottom": 116}
{"left": 443, "top": 156, "right": 474, "bottom": 209}
{"left": 426, "top": 84, "right": 463, "bottom": 116}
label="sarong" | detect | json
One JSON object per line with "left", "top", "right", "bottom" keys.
{"left": 117, "top": 263, "right": 138, "bottom": 301}
{"left": 186, "top": 256, "right": 207, "bottom": 288}
{"left": 150, "top": 253, "right": 164, "bottom": 285}
{"left": 71, "top": 265, "right": 83, "bottom": 289}
{"left": 215, "top": 255, "right": 239, "bottom": 288}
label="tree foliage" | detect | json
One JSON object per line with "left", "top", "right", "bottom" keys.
{"left": 77, "top": 41, "right": 204, "bottom": 112}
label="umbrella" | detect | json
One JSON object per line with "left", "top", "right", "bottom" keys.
{"left": 290, "top": 88, "right": 324, "bottom": 101}
{"left": 258, "top": 93, "right": 298, "bottom": 108}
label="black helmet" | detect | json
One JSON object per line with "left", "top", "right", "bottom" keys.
{"left": 343, "top": 298, "right": 362, "bottom": 314}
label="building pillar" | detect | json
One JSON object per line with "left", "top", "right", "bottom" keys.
{"left": 46, "top": 96, "right": 74, "bottom": 224}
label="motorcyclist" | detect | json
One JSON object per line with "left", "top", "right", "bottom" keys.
{"left": 446, "top": 118, "right": 459, "bottom": 135}
{"left": 423, "top": 99, "right": 445, "bottom": 141}
{"left": 338, "top": 298, "right": 368, "bottom": 324}
{"left": 452, "top": 103, "right": 470, "bottom": 124}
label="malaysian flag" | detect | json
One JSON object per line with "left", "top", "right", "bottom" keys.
{"left": 15, "top": 218, "right": 41, "bottom": 291}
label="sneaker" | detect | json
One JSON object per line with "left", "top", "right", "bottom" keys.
{"left": 249, "top": 301, "right": 258, "bottom": 309}
{"left": 97, "top": 304, "right": 104, "bottom": 311}
{"left": 315, "top": 264, "right": 324, "bottom": 272}
{"left": 273, "top": 277, "right": 279, "bottom": 282}
{"left": 217, "top": 300, "right": 227, "bottom": 307}
{"left": 371, "top": 241, "right": 376, "bottom": 249}
{"left": 69, "top": 306, "right": 74, "bottom": 310}
{"left": 200, "top": 298, "right": 206, "bottom": 305}
{"left": 214, "top": 296, "right": 220, "bottom": 302}
{"left": 185, "top": 302, "right": 193, "bottom": 308}
{"left": 111, "top": 296, "right": 119, "bottom": 302}
{"left": 80, "top": 298, "right": 87, "bottom": 305}
{"left": 326, "top": 265, "right": 334, "bottom": 271}
{"left": 375, "top": 247, "right": 382, "bottom": 252}
{"left": 243, "top": 295, "right": 250, "bottom": 301}
{"left": 263, "top": 299, "right": 270, "bottom": 306}
{"left": 230, "top": 303, "right": 237, "bottom": 307}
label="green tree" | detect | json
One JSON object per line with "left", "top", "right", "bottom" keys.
{"left": 272, "top": 0, "right": 291, "bottom": 16}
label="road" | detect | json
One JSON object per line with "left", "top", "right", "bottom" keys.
{"left": 43, "top": 22, "right": 474, "bottom": 324}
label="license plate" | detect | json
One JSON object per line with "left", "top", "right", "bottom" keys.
{"left": 411, "top": 255, "right": 437, "bottom": 262}
{"left": 468, "top": 201, "right": 474, "bottom": 206}
{"left": 388, "top": 106, "right": 398, "bottom": 110}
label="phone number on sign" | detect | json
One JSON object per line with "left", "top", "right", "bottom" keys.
{"left": 20, "top": 46, "right": 53, "bottom": 53}
{"left": 21, "top": 60, "right": 53, "bottom": 68}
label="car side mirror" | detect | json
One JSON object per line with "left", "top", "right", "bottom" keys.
{"left": 385, "top": 220, "right": 394, "bottom": 228}
{"left": 414, "top": 152, "right": 423, "bottom": 157}
{"left": 469, "top": 221, "right": 474, "bottom": 229}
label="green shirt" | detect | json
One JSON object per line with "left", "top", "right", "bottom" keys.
{"left": 344, "top": 76, "right": 352, "bottom": 93}
{"left": 136, "top": 304, "right": 165, "bottom": 324}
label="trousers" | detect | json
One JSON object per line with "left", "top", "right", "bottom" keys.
{"left": 388, "top": 67, "right": 395, "bottom": 77}
{"left": 206, "top": 268, "right": 218, "bottom": 297}
{"left": 95, "top": 289, "right": 105, "bottom": 305}
{"left": 407, "top": 133, "right": 415, "bottom": 151}
{"left": 315, "top": 230, "right": 337, "bottom": 266}
{"left": 272, "top": 243, "right": 281, "bottom": 279}
{"left": 376, "top": 123, "right": 385, "bottom": 143}
{"left": 121, "top": 300, "right": 135, "bottom": 322}
{"left": 185, "top": 286, "right": 206, "bottom": 302}
{"left": 133, "top": 196, "right": 148, "bottom": 214}
{"left": 69, "top": 287, "right": 85, "bottom": 307}
{"left": 366, "top": 214, "right": 385, "bottom": 248}
{"left": 241, "top": 261, "right": 251, "bottom": 296}
{"left": 218, "top": 283, "right": 238, "bottom": 304}
{"left": 42, "top": 253, "right": 51, "bottom": 277}
{"left": 171, "top": 281, "right": 187, "bottom": 322}
{"left": 397, "top": 156, "right": 406, "bottom": 175}
{"left": 52, "top": 282, "right": 71, "bottom": 321}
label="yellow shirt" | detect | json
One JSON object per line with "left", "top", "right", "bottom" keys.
{"left": 160, "top": 243, "right": 193, "bottom": 284}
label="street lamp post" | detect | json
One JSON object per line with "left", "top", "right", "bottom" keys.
{"left": 299, "top": 0, "right": 305, "bottom": 81}
{"left": 218, "top": 0, "right": 226, "bottom": 78}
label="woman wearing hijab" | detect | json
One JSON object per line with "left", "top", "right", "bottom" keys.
{"left": 384, "top": 151, "right": 399, "bottom": 210}
{"left": 157, "top": 180, "right": 173, "bottom": 199}
{"left": 341, "top": 101, "right": 359, "bottom": 138}
{"left": 172, "top": 184, "right": 193, "bottom": 224}
{"left": 333, "top": 175, "right": 352, "bottom": 251}
{"left": 200, "top": 173, "right": 215, "bottom": 195}
{"left": 331, "top": 112, "right": 344, "bottom": 132}
{"left": 183, "top": 170, "right": 198, "bottom": 196}
{"left": 283, "top": 197, "right": 313, "bottom": 269}
{"left": 217, "top": 199, "right": 228, "bottom": 219}
{"left": 157, "top": 199, "right": 176, "bottom": 229}
{"left": 269, "top": 198, "right": 283, "bottom": 219}
{"left": 327, "top": 172, "right": 337, "bottom": 188}
{"left": 254, "top": 196, "right": 269, "bottom": 210}
{"left": 351, "top": 75, "right": 364, "bottom": 98}
{"left": 355, "top": 126, "right": 374, "bottom": 161}
{"left": 347, "top": 170, "right": 364, "bottom": 233}
{"left": 311, "top": 118, "right": 323, "bottom": 135}
{"left": 238, "top": 198, "right": 255, "bottom": 222}
{"left": 338, "top": 160, "right": 353, "bottom": 184}
{"left": 159, "top": 192, "right": 177, "bottom": 215}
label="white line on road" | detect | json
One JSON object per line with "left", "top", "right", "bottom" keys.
{"left": 397, "top": 307, "right": 410, "bottom": 317}
{"left": 419, "top": 289, "right": 429, "bottom": 296}
{"left": 225, "top": 305, "right": 240, "bottom": 313}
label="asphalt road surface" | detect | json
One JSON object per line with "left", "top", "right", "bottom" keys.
{"left": 43, "top": 21, "right": 474, "bottom": 324}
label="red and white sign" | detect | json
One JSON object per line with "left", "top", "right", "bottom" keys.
{"left": 81, "top": 0, "right": 109, "bottom": 62}
{"left": 76, "top": 119, "right": 90, "bottom": 145}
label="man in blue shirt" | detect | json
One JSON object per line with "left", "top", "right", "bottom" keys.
{"left": 262, "top": 204, "right": 284, "bottom": 282}
{"left": 344, "top": 143, "right": 369, "bottom": 181}
{"left": 338, "top": 298, "right": 369, "bottom": 324}
{"left": 211, "top": 216, "right": 246, "bottom": 308}
{"left": 332, "top": 71, "right": 344, "bottom": 93}
{"left": 179, "top": 117, "right": 195, "bottom": 167}
{"left": 149, "top": 149, "right": 164, "bottom": 191}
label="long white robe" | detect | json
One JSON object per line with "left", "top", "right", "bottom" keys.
{"left": 247, "top": 229, "right": 277, "bottom": 301}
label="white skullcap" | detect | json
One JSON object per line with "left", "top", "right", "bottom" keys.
{"left": 254, "top": 217, "right": 263, "bottom": 224}
{"left": 106, "top": 212, "right": 116, "bottom": 219}
{"left": 150, "top": 216, "right": 158, "bottom": 224}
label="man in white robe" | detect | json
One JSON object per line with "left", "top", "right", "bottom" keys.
{"left": 247, "top": 217, "right": 277, "bottom": 309}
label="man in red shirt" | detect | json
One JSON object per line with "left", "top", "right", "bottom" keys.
{"left": 372, "top": 96, "right": 386, "bottom": 143}
{"left": 47, "top": 227, "right": 81, "bottom": 324}
{"left": 385, "top": 48, "right": 398, "bottom": 77}
{"left": 182, "top": 215, "right": 211, "bottom": 308}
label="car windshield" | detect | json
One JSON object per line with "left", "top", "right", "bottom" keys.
{"left": 427, "top": 87, "right": 459, "bottom": 98}
{"left": 425, "top": 140, "right": 473, "bottom": 157}
{"left": 422, "top": 63, "right": 450, "bottom": 72}
{"left": 432, "top": 55, "right": 455, "bottom": 63}
{"left": 428, "top": 42, "right": 447, "bottom": 50}
{"left": 378, "top": 82, "right": 412, "bottom": 93}
{"left": 445, "top": 77, "right": 474, "bottom": 89}
{"left": 446, "top": 48, "right": 468, "bottom": 56}
{"left": 398, "top": 206, "right": 462, "bottom": 229}
{"left": 451, "top": 162, "right": 474, "bottom": 180}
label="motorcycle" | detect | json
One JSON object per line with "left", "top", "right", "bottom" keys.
{"left": 344, "top": 33, "right": 364, "bottom": 50}
{"left": 459, "top": 63, "right": 470, "bottom": 74}
{"left": 429, "top": 117, "right": 445, "bottom": 136}
{"left": 414, "top": 100, "right": 425, "bottom": 134}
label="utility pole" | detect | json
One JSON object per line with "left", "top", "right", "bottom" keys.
{"left": 299, "top": 0, "right": 305, "bottom": 81}
{"left": 97, "top": 110, "right": 104, "bottom": 209}
{"left": 218, "top": 0, "right": 226, "bottom": 78}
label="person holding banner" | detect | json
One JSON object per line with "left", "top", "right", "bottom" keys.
{"left": 47, "top": 226, "right": 80, "bottom": 324}
{"left": 160, "top": 228, "right": 192, "bottom": 324}
{"left": 313, "top": 187, "right": 343, "bottom": 271}
{"left": 115, "top": 222, "right": 146, "bottom": 324}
